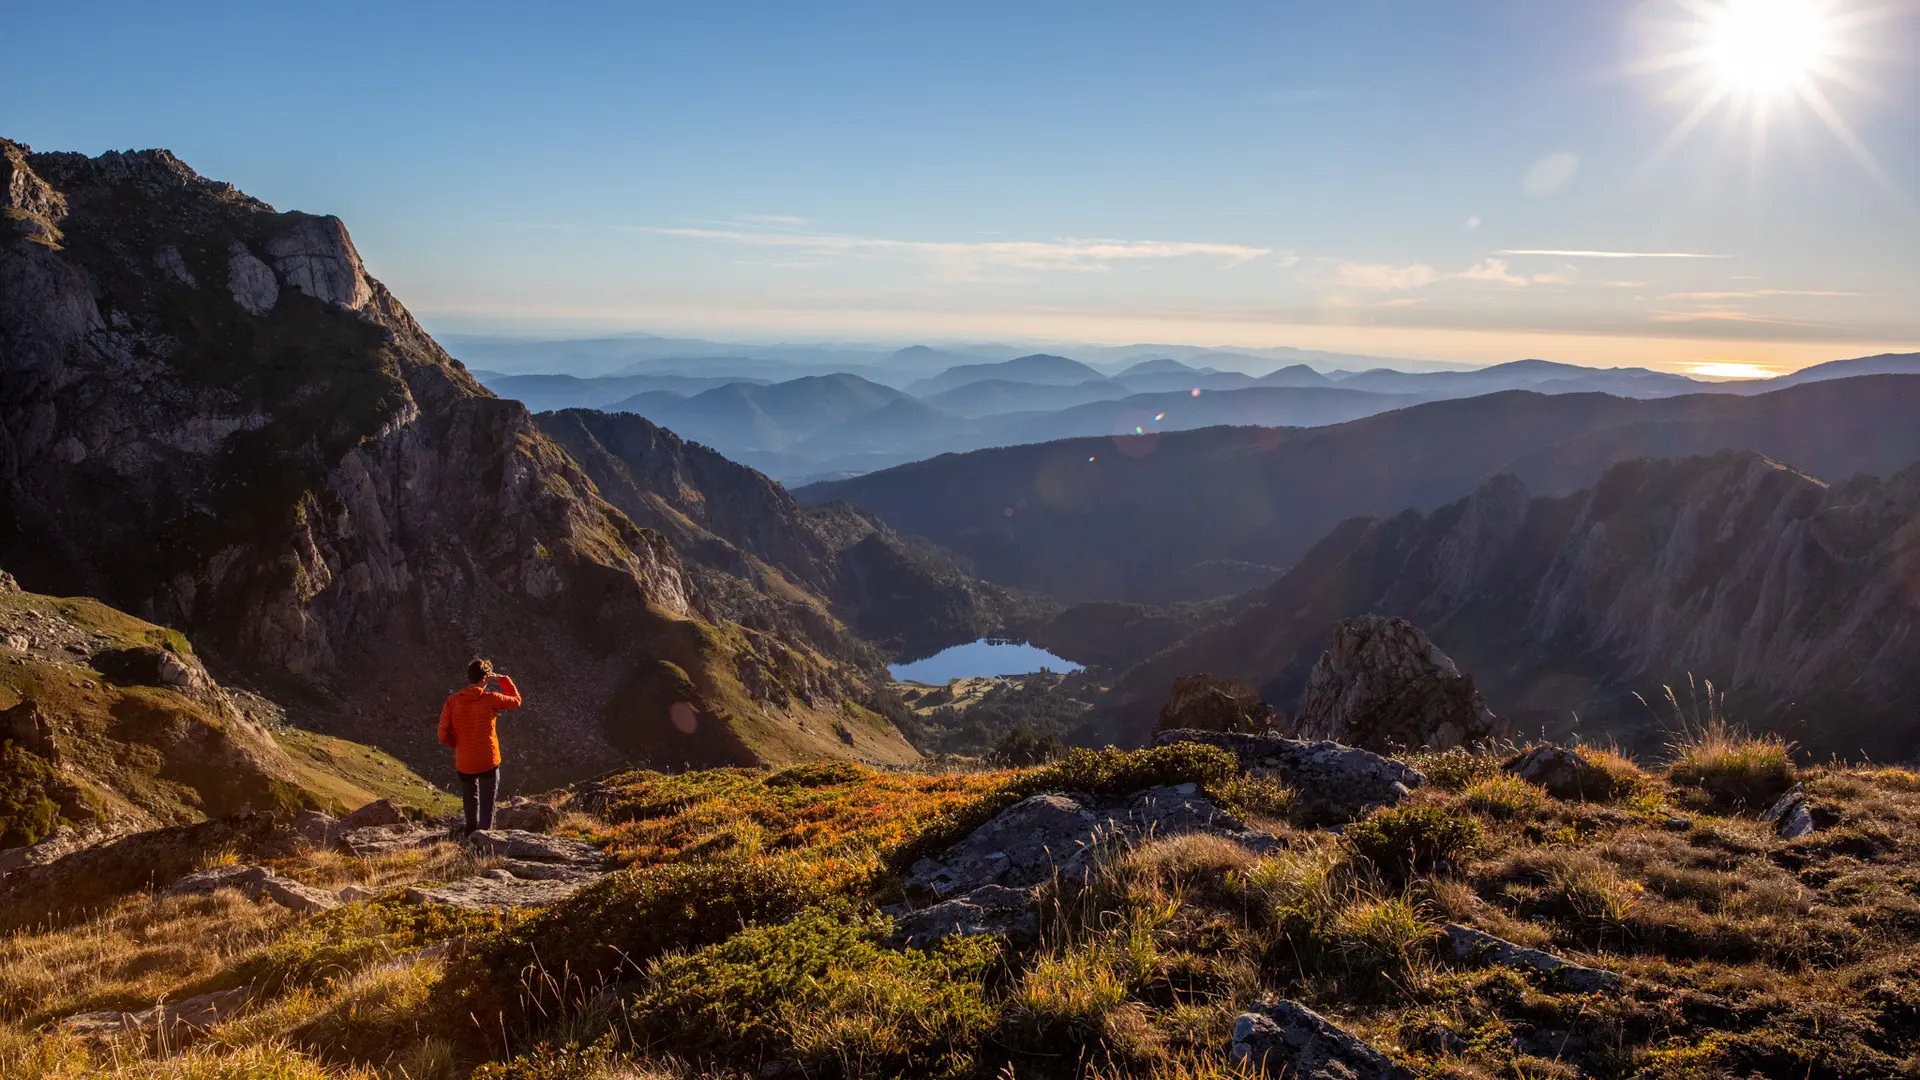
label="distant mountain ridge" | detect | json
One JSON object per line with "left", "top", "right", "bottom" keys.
{"left": 800, "top": 376, "right": 1920, "bottom": 604}
{"left": 908, "top": 353, "right": 1108, "bottom": 396}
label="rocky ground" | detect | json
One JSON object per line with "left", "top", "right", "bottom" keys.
{"left": 2, "top": 715, "right": 1917, "bottom": 1079}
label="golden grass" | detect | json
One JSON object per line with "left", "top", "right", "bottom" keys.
{"left": 0, "top": 891, "right": 292, "bottom": 1024}
{"left": 3, "top": 745, "right": 1918, "bottom": 1080}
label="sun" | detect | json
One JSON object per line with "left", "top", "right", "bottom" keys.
{"left": 1635, "top": 0, "right": 1903, "bottom": 191}
{"left": 1706, "top": 0, "right": 1830, "bottom": 95}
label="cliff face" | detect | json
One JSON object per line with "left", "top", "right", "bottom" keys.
{"left": 0, "top": 140, "right": 911, "bottom": 786}
{"left": 1105, "top": 452, "right": 1920, "bottom": 760}
{"left": 537, "top": 407, "right": 1051, "bottom": 664}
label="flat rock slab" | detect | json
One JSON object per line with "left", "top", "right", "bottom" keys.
{"left": 404, "top": 873, "right": 589, "bottom": 909}
{"left": 164, "top": 864, "right": 338, "bottom": 915}
{"left": 905, "top": 786, "right": 1274, "bottom": 901}
{"left": 60, "top": 986, "right": 250, "bottom": 1040}
{"left": 467, "top": 828, "right": 606, "bottom": 868}
{"left": 342, "top": 823, "right": 454, "bottom": 858}
{"left": 887, "top": 884, "right": 1040, "bottom": 948}
{"left": 1443, "top": 923, "right": 1619, "bottom": 993}
{"left": 1230, "top": 999, "right": 1415, "bottom": 1079}
{"left": 1155, "top": 729, "right": 1425, "bottom": 825}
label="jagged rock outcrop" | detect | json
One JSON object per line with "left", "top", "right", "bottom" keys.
{"left": 1154, "top": 729, "right": 1424, "bottom": 825}
{"left": 0, "top": 138, "right": 910, "bottom": 784}
{"left": 1295, "top": 616, "right": 1505, "bottom": 752}
{"left": 1111, "top": 452, "right": 1920, "bottom": 759}
{"left": 1155, "top": 674, "right": 1279, "bottom": 734}
{"left": 1229, "top": 999, "right": 1414, "bottom": 1079}
{"left": 1762, "top": 784, "right": 1818, "bottom": 839}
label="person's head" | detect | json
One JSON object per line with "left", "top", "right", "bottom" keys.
{"left": 467, "top": 658, "right": 492, "bottom": 685}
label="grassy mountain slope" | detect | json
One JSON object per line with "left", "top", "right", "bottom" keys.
{"left": 0, "top": 574, "right": 449, "bottom": 846}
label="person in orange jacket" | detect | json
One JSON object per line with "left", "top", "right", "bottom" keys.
{"left": 437, "top": 658, "right": 522, "bottom": 835}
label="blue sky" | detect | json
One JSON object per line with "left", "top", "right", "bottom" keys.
{"left": 6, "top": 0, "right": 1917, "bottom": 373}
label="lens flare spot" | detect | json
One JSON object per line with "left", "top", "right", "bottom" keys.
{"left": 1003, "top": 507, "right": 1014, "bottom": 517}
{"left": 1190, "top": 388, "right": 1201, "bottom": 397}
{"left": 669, "top": 701, "right": 698, "bottom": 734}
{"left": 1154, "top": 412, "right": 1166, "bottom": 421}
{"left": 1087, "top": 456, "right": 1096, "bottom": 462}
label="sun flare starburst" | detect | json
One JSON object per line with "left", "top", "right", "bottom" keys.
{"left": 1636, "top": 0, "right": 1903, "bottom": 195}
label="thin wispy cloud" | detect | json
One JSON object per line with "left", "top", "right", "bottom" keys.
{"left": 737, "top": 214, "right": 811, "bottom": 227}
{"left": 1660, "top": 288, "right": 1859, "bottom": 300}
{"left": 1327, "top": 257, "right": 1572, "bottom": 291}
{"left": 1329, "top": 262, "right": 1442, "bottom": 291}
{"left": 1496, "top": 249, "right": 1729, "bottom": 259}
{"left": 1650, "top": 309, "right": 1830, "bottom": 328}
{"left": 632, "top": 225, "right": 1276, "bottom": 280}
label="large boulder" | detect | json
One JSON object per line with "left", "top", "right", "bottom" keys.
{"left": 88, "top": 645, "right": 206, "bottom": 692}
{"left": 1505, "top": 745, "right": 1616, "bottom": 801}
{"left": 1229, "top": 999, "right": 1414, "bottom": 1079}
{"left": 493, "top": 797, "right": 563, "bottom": 833}
{"left": 1294, "top": 616, "right": 1506, "bottom": 752}
{"left": 338, "top": 798, "right": 403, "bottom": 831}
{"left": 1155, "top": 675, "right": 1280, "bottom": 735}
{"left": 1153, "top": 729, "right": 1424, "bottom": 825}
{"left": 0, "top": 698, "right": 61, "bottom": 764}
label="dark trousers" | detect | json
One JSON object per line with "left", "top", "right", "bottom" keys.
{"left": 458, "top": 767, "right": 499, "bottom": 835}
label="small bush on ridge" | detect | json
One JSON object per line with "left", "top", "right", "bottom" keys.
{"left": 1344, "top": 804, "right": 1481, "bottom": 877}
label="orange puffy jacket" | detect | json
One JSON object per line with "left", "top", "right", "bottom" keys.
{"left": 437, "top": 675, "right": 522, "bottom": 774}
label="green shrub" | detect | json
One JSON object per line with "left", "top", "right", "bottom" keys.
{"left": 1406, "top": 746, "right": 1506, "bottom": 792}
{"left": 1344, "top": 803, "right": 1481, "bottom": 877}
{"left": 1462, "top": 775, "right": 1551, "bottom": 820}
{"left": 453, "top": 856, "right": 841, "bottom": 1031}
{"left": 1213, "top": 774, "right": 1297, "bottom": 821}
{"left": 632, "top": 912, "right": 997, "bottom": 1079}
{"left": 890, "top": 745, "right": 1239, "bottom": 871}
{"left": 0, "top": 742, "right": 88, "bottom": 848}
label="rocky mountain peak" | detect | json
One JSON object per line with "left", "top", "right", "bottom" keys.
{"left": 0, "top": 140, "right": 914, "bottom": 785}
{"left": 1295, "top": 615, "right": 1507, "bottom": 752}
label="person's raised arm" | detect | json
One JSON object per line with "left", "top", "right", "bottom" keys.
{"left": 437, "top": 696, "right": 456, "bottom": 747}
{"left": 488, "top": 674, "right": 522, "bottom": 710}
